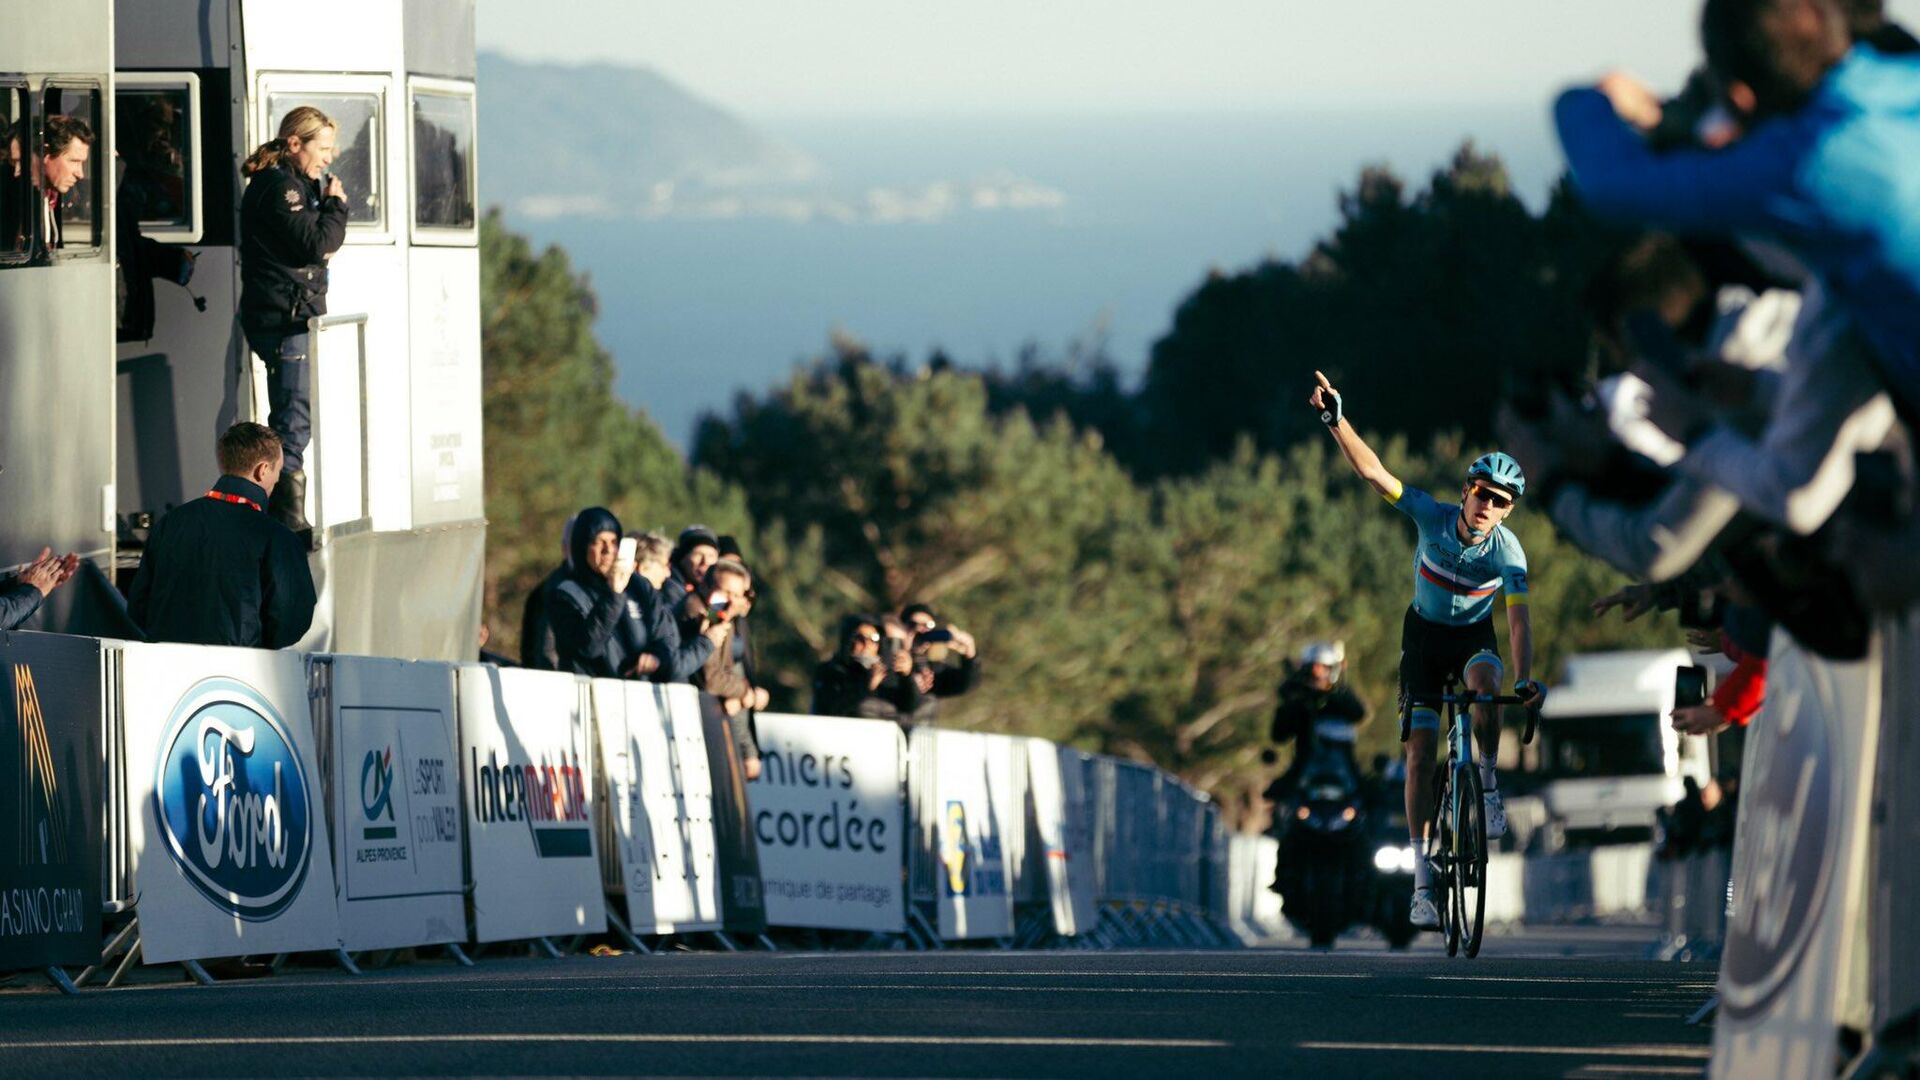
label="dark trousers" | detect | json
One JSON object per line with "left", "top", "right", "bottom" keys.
{"left": 244, "top": 329, "right": 311, "bottom": 473}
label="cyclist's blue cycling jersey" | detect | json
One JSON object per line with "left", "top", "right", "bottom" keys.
{"left": 1385, "top": 480, "right": 1529, "bottom": 626}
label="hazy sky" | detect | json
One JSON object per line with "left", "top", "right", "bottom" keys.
{"left": 477, "top": 1, "right": 1920, "bottom": 117}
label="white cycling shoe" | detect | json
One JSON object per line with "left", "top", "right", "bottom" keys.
{"left": 1409, "top": 887, "right": 1441, "bottom": 930}
{"left": 1484, "top": 785, "right": 1508, "bottom": 840}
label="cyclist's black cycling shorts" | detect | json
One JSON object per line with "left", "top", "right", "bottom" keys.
{"left": 1399, "top": 606, "right": 1499, "bottom": 724}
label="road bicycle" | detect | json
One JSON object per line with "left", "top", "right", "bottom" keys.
{"left": 1402, "top": 678, "right": 1538, "bottom": 958}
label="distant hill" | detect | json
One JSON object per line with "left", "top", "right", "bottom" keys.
{"left": 477, "top": 51, "right": 821, "bottom": 219}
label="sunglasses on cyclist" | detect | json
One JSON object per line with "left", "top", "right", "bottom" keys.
{"left": 1468, "top": 484, "right": 1514, "bottom": 510}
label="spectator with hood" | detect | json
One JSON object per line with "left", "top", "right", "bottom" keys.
{"left": 547, "top": 507, "right": 638, "bottom": 678}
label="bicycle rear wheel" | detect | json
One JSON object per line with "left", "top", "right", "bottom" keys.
{"left": 1456, "top": 767, "right": 1488, "bottom": 958}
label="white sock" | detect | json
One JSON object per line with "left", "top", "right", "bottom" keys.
{"left": 1412, "top": 842, "right": 1432, "bottom": 889}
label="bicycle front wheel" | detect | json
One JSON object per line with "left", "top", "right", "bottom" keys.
{"left": 1432, "top": 762, "right": 1459, "bottom": 958}
{"left": 1455, "top": 766, "right": 1488, "bottom": 958}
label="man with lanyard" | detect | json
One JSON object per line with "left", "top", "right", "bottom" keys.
{"left": 128, "top": 422, "right": 316, "bottom": 648}
{"left": 1308, "top": 371, "right": 1545, "bottom": 931}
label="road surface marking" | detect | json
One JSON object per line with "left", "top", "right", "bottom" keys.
{"left": 3, "top": 1033, "right": 1228, "bottom": 1051}
{"left": 1298, "top": 1041, "right": 1708, "bottom": 1059}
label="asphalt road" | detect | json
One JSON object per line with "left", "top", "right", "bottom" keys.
{"left": 0, "top": 929, "right": 1715, "bottom": 1079}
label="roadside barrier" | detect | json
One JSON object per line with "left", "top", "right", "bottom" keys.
{"left": 0, "top": 633, "right": 1244, "bottom": 991}
{"left": 1711, "top": 633, "right": 1882, "bottom": 1079}
{"left": 312, "top": 656, "right": 467, "bottom": 956}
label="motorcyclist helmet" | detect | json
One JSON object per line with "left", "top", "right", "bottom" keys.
{"left": 1299, "top": 640, "right": 1346, "bottom": 681}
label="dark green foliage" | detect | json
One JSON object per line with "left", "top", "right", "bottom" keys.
{"left": 1131, "top": 145, "right": 1619, "bottom": 478}
{"left": 485, "top": 145, "right": 1676, "bottom": 827}
{"left": 480, "top": 210, "right": 751, "bottom": 660}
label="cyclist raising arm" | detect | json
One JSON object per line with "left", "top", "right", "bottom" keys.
{"left": 1309, "top": 370, "right": 1545, "bottom": 931}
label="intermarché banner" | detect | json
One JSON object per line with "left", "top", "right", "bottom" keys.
{"left": 0, "top": 633, "right": 102, "bottom": 970}
{"left": 747, "top": 713, "right": 906, "bottom": 933}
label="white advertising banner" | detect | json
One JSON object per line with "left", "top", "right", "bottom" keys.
{"left": 747, "top": 713, "right": 906, "bottom": 933}
{"left": 1027, "top": 740, "right": 1099, "bottom": 936}
{"left": 928, "top": 728, "right": 1014, "bottom": 940}
{"left": 122, "top": 643, "right": 344, "bottom": 964}
{"left": 327, "top": 656, "right": 465, "bottom": 950}
{"left": 456, "top": 665, "right": 606, "bottom": 942}
{"left": 1712, "top": 638, "right": 1881, "bottom": 1080}
{"left": 591, "top": 679, "right": 721, "bottom": 934}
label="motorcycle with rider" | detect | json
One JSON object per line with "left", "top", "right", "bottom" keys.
{"left": 1266, "top": 642, "right": 1414, "bottom": 948}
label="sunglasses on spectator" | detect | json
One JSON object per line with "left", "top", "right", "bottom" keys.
{"left": 1468, "top": 484, "right": 1514, "bottom": 510}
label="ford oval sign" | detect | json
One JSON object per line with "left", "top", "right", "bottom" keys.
{"left": 153, "top": 677, "right": 313, "bottom": 921}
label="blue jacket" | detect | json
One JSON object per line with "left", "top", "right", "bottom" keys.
{"left": 621, "top": 576, "right": 714, "bottom": 683}
{"left": 0, "top": 579, "right": 42, "bottom": 631}
{"left": 1556, "top": 45, "right": 1920, "bottom": 419}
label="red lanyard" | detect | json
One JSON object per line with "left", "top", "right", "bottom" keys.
{"left": 205, "top": 489, "right": 263, "bottom": 513}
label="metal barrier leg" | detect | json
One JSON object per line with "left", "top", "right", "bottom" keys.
{"left": 533, "top": 937, "right": 564, "bottom": 959}
{"left": 44, "top": 967, "right": 79, "bottom": 995}
{"left": 1687, "top": 994, "right": 1719, "bottom": 1026}
{"left": 180, "top": 959, "right": 216, "bottom": 986}
{"left": 76, "top": 917, "right": 140, "bottom": 987}
{"left": 710, "top": 932, "right": 740, "bottom": 953}
{"left": 444, "top": 943, "right": 476, "bottom": 967}
{"left": 333, "top": 948, "right": 363, "bottom": 975}
{"left": 908, "top": 908, "right": 946, "bottom": 950}
{"left": 756, "top": 934, "right": 778, "bottom": 951}
{"left": 105, "top": 942, "right": 143, "bottom": 988}
{"left": 604, "top": 910, "right": 655, "bottom": 955}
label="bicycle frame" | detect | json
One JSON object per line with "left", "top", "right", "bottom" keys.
{"left": 1402, "top": 680, "right": 1535, "bottom": 958}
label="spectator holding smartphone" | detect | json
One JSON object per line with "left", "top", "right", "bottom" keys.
{"left": 812, "top": 614, "right": 924, "bottom": 723}
{"left": 238, "top": 106, "right": 348, "bottom": 537}
{"left": 903, "top": 602, "right": 980, "bottom": 703}
{"left": 677, "top": 558, "right": 760, "bottom": 777}
{"left": 547, "top": 507, "right": 635, "bottom": 678}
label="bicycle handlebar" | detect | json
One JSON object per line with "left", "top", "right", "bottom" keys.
{"left": 1403, "top": 692, "right": 1534, "bottom": 708}
{"left": 1399, "top": 692, "right": 1544, "bottom": 745}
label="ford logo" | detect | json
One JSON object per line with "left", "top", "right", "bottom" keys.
{"left": 153, "top": 677, "right": 313, "bottom": 921}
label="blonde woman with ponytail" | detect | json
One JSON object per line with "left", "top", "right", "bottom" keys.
{"left": 237, "top": 105, "right": 348, "bottom": 537}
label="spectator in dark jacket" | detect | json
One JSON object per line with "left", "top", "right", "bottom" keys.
{"left": 519, "top": 515, "right": 573, "bottom": 671}
{"left": 622, "top": 530, "right": 719, "bottom": 682}
{"left": 903, "top": 603, "right": 981, "bottom": 712}
{"left": 813, "top": 614, "right": 924, "bottom": 723}
{"left": 0, "top": 547, "right": 79, "bottom": 630}
{"left": 127, "top": 423, "right": 316, "bottom": 648}
{"left": 661, "top": 524, "right": 720, "bottom": 611}
{"left": 547, "top": 507, "right": 637, "bottom": 678}
{"left": 238, "top": 106, "right": 349, "bottom": 535}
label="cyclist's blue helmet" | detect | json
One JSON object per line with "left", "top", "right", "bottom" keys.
{"left": 1467, "top": 451, "right": 1526, "bottom": 498}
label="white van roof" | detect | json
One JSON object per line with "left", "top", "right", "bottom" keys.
{"left": 1542, "top": 649, "right": 1693, "bottom": 719}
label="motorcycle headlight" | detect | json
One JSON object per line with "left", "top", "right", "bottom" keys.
{"left": 1374, "top": 845, "right": 1417, "bottom": 872}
